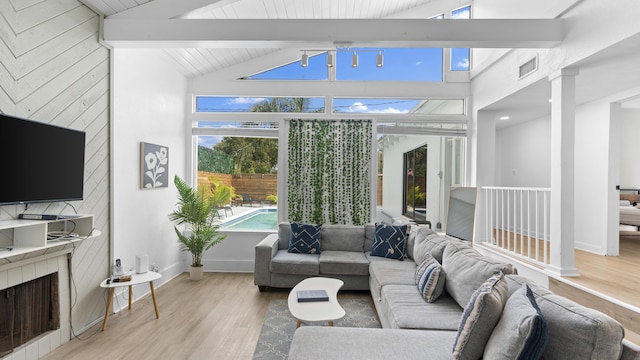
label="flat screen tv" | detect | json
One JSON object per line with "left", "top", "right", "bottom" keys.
{"left": 0, "top": 113, "right": 86, "bottom": 205}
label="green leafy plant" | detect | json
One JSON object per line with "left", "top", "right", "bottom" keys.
{"left": 169, "top": 175, "right": 227, "bottom": 267}
{"left": 407, "top": 185, "right": 426, "bottom": 207}
{"left": 266, "top": 194, "right": 278, "bottom": 204}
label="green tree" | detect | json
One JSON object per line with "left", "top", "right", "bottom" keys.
{"left": 214, "top": 138, "right": 278, "bottom": 174}
{"left": 211, "top": 97, "right": 313, "bottom": 174}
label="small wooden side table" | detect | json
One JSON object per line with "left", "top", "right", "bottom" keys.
{"left": 99, "top": 271, "right": 162, "bottom": 331}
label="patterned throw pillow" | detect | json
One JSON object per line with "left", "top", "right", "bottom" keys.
{"left": 288, "top": 222, "right": 322, "bottom": 254}
{"left": 452, "top": 272, "right": 509, "bottom": 360}
{"left": 483, "top": 284, "right": 548, "bottom": 360}
{"left": 415, "top": 254, "right": 446, "bottom": 303}
{"left": 371, "top": 224, "right": 408, "bottom": 260}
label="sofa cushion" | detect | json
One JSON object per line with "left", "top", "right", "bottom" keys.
{"left": 380, "top": 284, "right": 463, "bottom": 330}
{"left": 484, "top": 284, "right": 548, "bottom": 360}
{"left": 416, "top": 254, "right": 446, "bottom": 303}
{"left": 412, "top": 227, "right": 453, "bottom": 263}
{"left": 288, "top": 222, "right": 322, "bottom": 254}
{"left": 505, "top": 275, "right": 624, "bottom": 360}
{"left": 371, "top": 224, "right": 408, "bottom": 260}
{"left": 320, "top": 224, "right": 365, "bottom": 252}
{"left": 368, "top": 259, "right": 417, "bottom": 302}
{"left": 319, "top": 251, "right": 369, "bottom": 276}
{"left": 442, "top": 243, "right": 515, "bottom": 309}
{"left": 270, "top": 250, "right": 319, "bottom": 275}
{"left": 364, "top": 223, "right": 375, "bottom": 252}
{"left": 277, "top": 221, "right": 291, "bottom": 250}
{"left": 452, "top": 272, "right": 508, "bottom": 360}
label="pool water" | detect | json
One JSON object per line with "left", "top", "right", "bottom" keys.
{"left": 220, "top": 208, "right": 278, "bottom": 230}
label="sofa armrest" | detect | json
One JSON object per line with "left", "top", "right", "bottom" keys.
{"left": 254, "top": 233, "right": 280, "bottom": 287}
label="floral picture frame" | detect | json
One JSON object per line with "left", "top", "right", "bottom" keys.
{"left": 141, "top": 142, "right": 169, "bottom": 189}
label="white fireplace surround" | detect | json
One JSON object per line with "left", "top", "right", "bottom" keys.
{"left": 0, "top": 215, "right": 97, "bottom": 360}
{"left": 0, "top": 253, "right": 71, "bottom": 360}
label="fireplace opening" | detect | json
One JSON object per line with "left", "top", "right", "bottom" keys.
{"left": 0, "top": 273, "right": 60, "bottom": 357}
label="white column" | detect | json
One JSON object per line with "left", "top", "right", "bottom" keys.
{"left": 547, "top": 68, "right": 580, "bottom": 277}
{"left": 473, "top": 110, "right": 497, "bottom": 245}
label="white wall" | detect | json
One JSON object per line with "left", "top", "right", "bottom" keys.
{"left": 495, "top": 116, "right": 551, "bottom": 187}
{"left": 620, "top": 109, "right": 640, "bottom": 188}
{"left": 112, "top": 49, "right": 188, "bottom": 301}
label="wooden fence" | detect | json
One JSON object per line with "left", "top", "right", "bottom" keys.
{"left": 198, "top": 171, "right": 278, "bottom": 202}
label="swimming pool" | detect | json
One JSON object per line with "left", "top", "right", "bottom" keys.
{"left": 220, "top": 208, "right": 278, "bottom": 230}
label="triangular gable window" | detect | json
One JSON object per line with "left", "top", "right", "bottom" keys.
{"left": 243, "top": 53, "right": 329, "bottom": 80}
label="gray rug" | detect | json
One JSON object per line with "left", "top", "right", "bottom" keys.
{"left": 252, "top": 298, "right": 381, "bottom": 360}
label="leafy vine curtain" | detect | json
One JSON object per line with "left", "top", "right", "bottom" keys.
{"left": 288, "top": 119, "right": 372, "bottom": 225}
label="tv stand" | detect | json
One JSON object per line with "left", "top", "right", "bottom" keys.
{"left": 0, "top": 215, "right": 98, "bottom": 263}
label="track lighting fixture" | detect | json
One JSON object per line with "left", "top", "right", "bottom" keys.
{"left": 299, "top": 48, "right": 384, "bottom": 69}
{"left": 326, "top": 52, "right": 334, "bottom": 67}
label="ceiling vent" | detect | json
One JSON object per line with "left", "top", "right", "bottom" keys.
{"left": 519, "top": 56, "right": 538, "bottom": 79}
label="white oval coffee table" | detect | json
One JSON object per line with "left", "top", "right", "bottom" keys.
{"left": 288, "top": 277, "right": 345, "bottom": 328}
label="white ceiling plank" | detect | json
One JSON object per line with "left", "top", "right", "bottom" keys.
{"left": 103, "top": 18, "right": 564, "bottom": 49}
{"left": 263, "top": 0, "right": 278, "bottom": 18}
{"left": 107, "top": 0, "right": 238, "bottom": 19}
{"left": 163, "top": 49, "right": 202, "bottom": 76}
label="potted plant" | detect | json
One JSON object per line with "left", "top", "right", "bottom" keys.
{"left": 169, "top": 175, "right": 227, "bottom": 280}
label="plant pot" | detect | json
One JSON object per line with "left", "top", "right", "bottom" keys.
{"left": 189, "top": 265, "right": 204, "bottom": 281}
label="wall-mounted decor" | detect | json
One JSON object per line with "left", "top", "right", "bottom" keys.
{"left": 141, "top": 142, "right": 169, "bottom": 189}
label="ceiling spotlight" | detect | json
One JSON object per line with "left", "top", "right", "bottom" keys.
{"left": 376, "top": 51, "right": 384, "bottom": 68}
{"left": 326, "top": 52, "right": 334, "bottom": 68}
{"left": 499, "top": 116, "right": 510, "bottom": 120}
{"left": 352, "top": 51, "right": 359, "bottom": 68}
{"left": 301, "top": 52, "right": 308, "bottom": 68}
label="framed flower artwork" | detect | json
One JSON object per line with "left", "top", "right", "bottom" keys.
{"left": 141, "top": 142, "right": 169, "bottom": 189}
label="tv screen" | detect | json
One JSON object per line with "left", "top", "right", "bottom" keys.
{"left": 0, "top": 114, "right": 86, "bottom": 205}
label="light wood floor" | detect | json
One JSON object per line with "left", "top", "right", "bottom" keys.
{"left": 550, "top": 234, "right": 640, "bottom": 344}
{"left": 42, "top": 273, "right": 371, "bottom": 360}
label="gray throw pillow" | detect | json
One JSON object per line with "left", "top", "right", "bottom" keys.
{"left": 415, "top": 254, "right": 446, "bottom": 303}
{"left": 484, "top": 284, "right": 548, "bottom": 360}
{"left": 452, "top": 272, "right": 509, "bottom": 360}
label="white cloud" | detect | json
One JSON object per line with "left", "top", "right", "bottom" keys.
{"left": 415, "top": 61, "right": 423, "bottom": 66}
{"left": 456, "top": 58, "right": 470, "bottom": 68}
{"left": 347, "top": 102, "right": 369, "bottom": 112}
{"left": 198, "top": 135, "right": 222, "bottom": 148}
{"left": 344, "top": 101, "right": 408, "bottom": 114}
{"left": 379, "top": 107, "right": 409, "bottom": 114}
{"left": 227, "top": 97, "right": 266, "bottom": 105}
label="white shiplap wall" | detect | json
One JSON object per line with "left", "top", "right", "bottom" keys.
{"left": 0, "top": 0, "right": 110, "bottom": 336}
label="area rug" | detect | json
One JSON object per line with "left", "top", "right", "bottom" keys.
{"left": 252, "top": 298, "right": 381, "bottom": 360}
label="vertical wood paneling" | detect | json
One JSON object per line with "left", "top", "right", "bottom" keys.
{"left": 0, "top": 0, "right": 111, "bottom": 345}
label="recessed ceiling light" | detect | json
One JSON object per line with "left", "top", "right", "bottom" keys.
{"left": 499, "top": 116, "right": 510, "bottom": 120}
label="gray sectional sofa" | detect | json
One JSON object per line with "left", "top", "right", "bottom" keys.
{"left": 254, "top": 222, "right": 378, "bottom": 291}
{"left": 254, "top": 222, "right": 640, "bottom": 359}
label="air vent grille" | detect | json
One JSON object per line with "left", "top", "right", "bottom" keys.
{"left": 519, "top": 57, "right": 538, "bottom": 79}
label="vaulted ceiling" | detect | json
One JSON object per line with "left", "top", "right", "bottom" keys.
{"left": 80, "top": 0, "right": 640, "bottom": 124}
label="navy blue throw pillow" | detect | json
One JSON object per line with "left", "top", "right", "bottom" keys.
{"left": 371, "top": 224, "right": 407, "bottom": 260}
{"left": 288, "top": 222, "right": 322, "bottom": 254}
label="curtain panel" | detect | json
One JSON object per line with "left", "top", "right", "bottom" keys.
{"left": 288, "top": 119, "right": 372, "bottom": 225}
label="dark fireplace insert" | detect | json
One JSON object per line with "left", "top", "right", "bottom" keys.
{"left": 0, "top": 272, "right": 60, "bottom": 357}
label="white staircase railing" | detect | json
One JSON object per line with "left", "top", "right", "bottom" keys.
{"left": 478, "top": 186, "right": 551, "bottom": 268}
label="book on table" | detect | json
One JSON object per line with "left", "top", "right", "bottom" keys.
{"left": 297, "top": 289, "right": 329, "bottom": 302}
